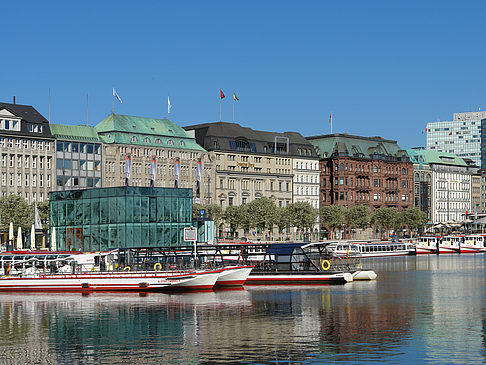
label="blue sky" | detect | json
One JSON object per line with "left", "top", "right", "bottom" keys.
{"left": 2, "top": 1, "right": 486, "bottom": 149}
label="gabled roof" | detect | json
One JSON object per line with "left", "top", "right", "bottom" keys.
{"left": 0, "top": 103, "right": 48, "bottom": 124}
{"left": 50, "top": 124, "right": 101, "bottom": 142}
{"left": 95, "top": 114, "right": 206, "bottom": 151}
{"left": 406, "top": 149, "right": 468, "bottom": 167}
{"left": 306, "top": 133, "right": 407, "bottom": 161}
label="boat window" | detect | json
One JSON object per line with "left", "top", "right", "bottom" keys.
{"left": 47, "top": 255, "right": 57, "bottom": 260}
{"left": 1, "top": 256, "right": 12, "bottom": 260}
{"left": 13, "top": 256, "right": 23, "bottom": 260}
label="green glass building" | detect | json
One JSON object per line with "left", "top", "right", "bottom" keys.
{"left": 49, "top": 187, "right": 193, "bottom": 251}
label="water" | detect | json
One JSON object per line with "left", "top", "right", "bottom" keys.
{"left": 0, "top": 255, "right": 485, "bottom": 364}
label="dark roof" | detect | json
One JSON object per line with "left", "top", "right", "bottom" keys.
{"left": 184, "top": 122, "right": 319, "bottom": 158}
{"left": 0, "top": 102, "right": 54, "bottom": 139}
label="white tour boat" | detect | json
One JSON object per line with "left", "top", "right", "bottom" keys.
{"left": 416, "top": 236, "right": 440, "bottom": 254}
{"left": 461, "top": 235, "right": 486, "bottom": 253}
{"left": 325, "top": 241, "right": 415, "bottom": 258}
{"left": 438, "top": 235, "right": 461, "bottom": 254}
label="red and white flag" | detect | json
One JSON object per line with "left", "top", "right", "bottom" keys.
{"left": 220, "top": 89, "right": 225, "bottom": 99}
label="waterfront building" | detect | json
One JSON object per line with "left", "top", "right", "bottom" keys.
{"left": 426, "top": 111, "right": 486, "bottom": 168}
{"left": 407, "top": 148, "right": 471, "bottom": 223}
{"left": 49, "top": 187, "right": 192, "bottom": 250}
{"left": 0, "top": 102, "right": 55, "bottom": 203}
{"left": 94, "top": 114, "right": 213, "bottom": 204}
{"left": 307, "top": 133, "right": 413, "bottom": 211}
{"left": 481, "top": 170, "right": 486, "bottom": 215}
{"left": 184, "top": 122, "right": 319, "bottom": 238}
{"left": 50, "top": 124, "right": 102, "bottom": 190}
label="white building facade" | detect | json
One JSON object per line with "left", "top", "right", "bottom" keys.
{"left": 292, "top": 157, "right": 320, "bottom": 209}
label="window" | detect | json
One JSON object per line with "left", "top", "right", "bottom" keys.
{"left": 1, "top": 173, "right": 5, "bottom": 186}
{"left": 156, "top": 139, "right": 162, "bottom": 145}
{"left": 144, "top": 137, "right": 151, "bottom": 143}
{"left": 167, "top": 139, "right": 174, "bottom": 146}
{"left": 32, "top": 174, "right": 37, "bottom": 187}
{"left": 25, "top": 174, "right": 29, "bottom": 187}
{"left": 15, "top": 139, "right": 20, "bottom": 149}
{"left": 340, "top": 177, "right": 344, "bottom": 185}
{"left": 57, "top": 142, "right": 63, "bottom": 152}
{"left": 17, "top": 156, "right": 21, "bottom": 168}
{"left": 374, "top": 179, "right": 378, "bottom": 187}
{"left": 9, "top": 155, "right": 13, "bottom": 168}
{"left": 32, "top": 157, "right": 37, "bottom": 169}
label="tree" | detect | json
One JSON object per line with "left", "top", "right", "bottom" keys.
{"left": 320, "top": 205, "right": 347, "bottom": 239}
{"left": 36, "top": 201, "right": 50, "bottom": 226}
{"left": 346, "top": 205, "right": 372, "bottom": 230}
{"left": 287, "top": 202, "right": 317, "bottom": 237}
{"left": 224, "top": 205, "right": 249, "bottom": 237}
{"left": 246, "top": 197, "right": 277, "bottom": 235}
{"left": 401, "top": 207, "right": 427, "bottom": 235}
{"left": 0, "top": 195, "right": 33, "bottom": 232}
{"left": 192, "top": 203, "right": 223, "bottom": 225}
{"left": 373, "top": 207, "right": 401, "bottom": 239}
{"left": 275, "top": 206, "right": 291, "bottom": 237}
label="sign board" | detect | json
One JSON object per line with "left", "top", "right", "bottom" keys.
{"left": 184, "top": 227, "right": 197, "bottom": 242}
{"left": 200, "top": 209, "right": 205, "bottom": 217}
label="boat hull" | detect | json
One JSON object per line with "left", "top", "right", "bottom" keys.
{"left": 352, "top": 270, "right": 377, "bottom": 280}
{"left": 214, "top": 266, "right": 253, "bottom": 287}
{"left": 415, "top": 247, "right": 437, "bottom": 254}
{"left": 245, "top": 272, "right": 352, "bottom": 285}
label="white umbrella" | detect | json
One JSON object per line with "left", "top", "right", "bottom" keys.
{"left": 16, "top": 226, "right": 22, "bottom": 250}
{"left": 30, "top": 224, "right": 36, "bottom": 250}
{"left": 8, "top": 222, "right": 14, "bottom": 243}
{"left": 51, "top": 227, "right": 56, "bottom": 252}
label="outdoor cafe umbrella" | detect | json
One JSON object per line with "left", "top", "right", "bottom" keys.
{"left": 8, "top": 222, "right": 14, "bottom": 244}
{"left": 51, "top": 227, "right": 56, "bottom": 251}
{"left": 16, "top": 226, "right": 22, "bottom": 250}
{"left": 30, "top": 223, "right": 35, "bottom": 250}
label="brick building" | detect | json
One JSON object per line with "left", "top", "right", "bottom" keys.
{"left": 307, "top": 133, "right": 413, "bottom": 210}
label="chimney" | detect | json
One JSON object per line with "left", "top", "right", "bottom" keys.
{"left": 13, "top": 96, "right": 16, "bottom": 104}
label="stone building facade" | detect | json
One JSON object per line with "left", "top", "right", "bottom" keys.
{"left": 94, "top": 114, "right": 213, "bottom": 204}
{"left": 0, "top": 102, "right": 55, "bottom": 203}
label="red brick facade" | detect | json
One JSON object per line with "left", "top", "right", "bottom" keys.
{"left": 320, "top": 157, "right": 413, "bottom": 211}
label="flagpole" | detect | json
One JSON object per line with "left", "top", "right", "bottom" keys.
{"left": 86, "top": 93, "right": 89, "bottom": 126}
{"left": 220, "top": 97, "right": 222, "bottom": 122}
{"left": 113, "top": 92, "right": 115, "bottom": 115}
{"left": 233, "top": 96, "right": 235, "bottom": 123}
{"left": 167, "top": 94, "right": 169, "bottom": 120}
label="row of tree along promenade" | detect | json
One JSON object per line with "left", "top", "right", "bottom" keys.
{"left": 194, "top": 198, "right": 427, "bottom": 241}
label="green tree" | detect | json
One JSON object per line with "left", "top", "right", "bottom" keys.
{"left": 246, "top": 197, "right": 277, "bottom": 235}
{"left": 288, "top": 202, "right": 317, "bottom": 236}
{"left": 224, "top": 205, "right": 249, "bottom": 237}
{"left": 401, "top": 207, "right": 427, "bottom": 236}
{"left": 36, "top": 201, "right": 50, "bottom": 226}
{"left": 275, "top": 206, "right": 291, "bottom": 237}
{"left": 373, "top": 207, "right": 401, "bottom": 239}
{"left": 0, "top": 195, "right": 33, "bottom": 232}
{"left": 320, "top": 205, "right": 347, "bottom": 239}
{"left": 346, "top": 205, "right": 372, "bottom": 230}
{"left": 192, "top": 203, "right": 223, "bottom": 225}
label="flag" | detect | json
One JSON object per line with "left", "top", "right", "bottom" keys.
{"left": 195, "top": 158, "right": 201, "bottom": 204}
{"left": 233, "top": 92, "right": 239, "bottom": 101}
{"left": 150, "top": 155, "right": 156, "bottom": 187}
{"left": 125, "top": 153, "right": 131, "bottom": 186}
{"left": 329, "top": 112, "right": 332, "bottom": 124}
{"left": 113, "top": 88, "right": 123, "bottom": 103}
{"left": 34, "top": 202, "right": 42, "bottom": 230}
{"left": 220, "top": 89, "right": 225, "bottom": 99}
{"left": 449, "top": 131, "right": 453, "bottom": 136}
{"left": 168, "top": 96, "right": 171, "bottom": 114}
{"left": 422, "top": 127, "right": 428, "bottom": 134}
{"left": 174, "top": 157, "right": 180, "bottom": 188}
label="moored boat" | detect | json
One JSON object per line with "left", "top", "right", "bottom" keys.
{"left": 416, "top": 236, "right": 440, "bottom": 254}
{"left": 214, "top": 265, "right": 253, "bottom": 287}
{"left": 325, "top": 241, "right": 415, "bottom": 258}
{"left": 461, "top": 235, "right": 486, "bottom": 253}
{"left": 438, "top": 235, "right": 461, "bottom": 254}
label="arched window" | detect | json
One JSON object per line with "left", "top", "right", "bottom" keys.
{"left": 167, "top": 139, "right": 174, "bottom": 146}
{"left": 340, "top": 163, "right": 344, "bottom": 171}
{"left": 144, "top": 137, "right": 151, "bottom": 143}
{"left": 179, "top": 141, "right": 185, "bottom": 147}
{"left": 402, "top": 168, "right": 406, "bottom": 175}
{"left": 131, "top": 136, "right": 138, "bottom": 143}
{"left": 155, "top": 139, "right": 162, "bottom": 144}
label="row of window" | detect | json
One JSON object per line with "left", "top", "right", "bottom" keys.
{"left": 295, "top": 161, "right": 318, "bottom": 170}
{"left": 56, "top": 159, "right": 100, "bottom": 171}
{"left": 56, "top": 176, "right": 101, "bottom": 188}
{"left": 1, "top": 154, "right": 51, "bottom": 169}
{"left": 0, "top": 138, "right": 51, "bottom": 150}
{"left": 331, "top": 176, "right": 409, "bottom": 189}
{"left": 57, "top": 142, "right": 100, "bottom": 154}
{"left": 1, "top": 173, "right": 51, "bottom": 188}
{"left": 295, "top": 174, "right": 319, "bottom": 183}
{"left": 295, "top": 187, "right": 319, "bottom": 196}
{"left": 325, "top": 191, "right": 410, "bottom": 202}
{"left": 336, "top": 162, "right": 409, "bottom": 175}
{"left": 2, "top": 191, "right": 45, "bottom": 203}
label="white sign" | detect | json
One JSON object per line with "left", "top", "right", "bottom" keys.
{"left": 184, "top": 227, "right": 197, "bottom": 242}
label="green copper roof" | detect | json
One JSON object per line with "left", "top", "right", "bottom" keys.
{"left": 95, "top": 114, "right": 206, "bottom": 151}
{"left": 406, "top": 149, "right": 468, "bottom": 167}
{"left": 50, "top": 124, "right": 101, "bottom": 142}
{"left": 306, "top": 133, "right": 406, "bottom": 160}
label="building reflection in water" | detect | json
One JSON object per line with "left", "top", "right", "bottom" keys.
{"left": 0, "top": 255, "right": 484, "bottom": 364}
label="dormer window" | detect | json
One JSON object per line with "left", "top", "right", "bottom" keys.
{"left": 29, "top": 124, "right": 42, "bottom": 133}
{"left": 144, "top": 137, "right": 151, "bottom": 143}
{"left": 179, "top": 141, "right": 185, "bottom": 147}
{"left": 155, "top": 139, "right": 162, "bottom": 144}
{"left": 131, "top": 136, "right": 138, "bottom": 143}
{"left": 168, "top": 139, "right": 174, "bottom": 146}
{"left": 2, "top": 119, "right": 20, "bottom": 131}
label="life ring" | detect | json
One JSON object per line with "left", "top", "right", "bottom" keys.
{"left": 154, "top": 263, "right": 162, "bottom": 271}
{"left": 124, "top": 266, "right": 131, "bottom": 271}
{"left": 321, "top": 259, "right": 331, "bottom": 271}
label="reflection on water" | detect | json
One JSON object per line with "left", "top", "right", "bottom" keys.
{"left": 0, "top": 255, "right": 485, "bottom": 364}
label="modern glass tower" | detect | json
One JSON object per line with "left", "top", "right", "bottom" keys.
{"left": 426, "top": 111, "right": 486, "bottom": 168}
{"left": 49, "top": 187, "right": 193, "bottom": 251}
